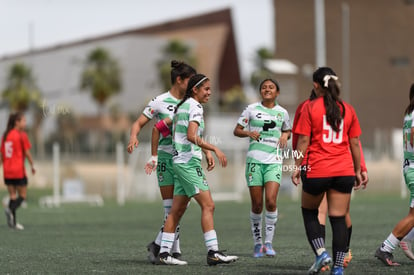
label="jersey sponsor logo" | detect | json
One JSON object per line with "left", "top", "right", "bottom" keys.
{"left": 263, "top": 120, "right": 276, "bottom": 131}
{"left": 196, "top": 104, "right": 202, "bottom": 109}
{"left": 256, "top": 112, "right": 262, "bottom": 119}
{"left": 167, "top": 105, "right": 175, "bottom": 112}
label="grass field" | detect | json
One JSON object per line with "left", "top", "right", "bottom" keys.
{"left": 1, "top": 189, "right": 413, "bottom": 274}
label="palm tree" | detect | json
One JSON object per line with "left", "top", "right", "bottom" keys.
{"left": 157, "top": 40, "right": 197, "bottom": 91}
{"left": 2, "top": 62, "right": 41, "bottom": 111}
{"left": 80, "top": 47, "right": 122, "bottom": 155}
{"left": 250, "top": 47, "right": 275, "bottom": 90}
{"left": 2, "top": 62, "right": 44, "bottom": 156}
{"left": 80, "top": 47, "right": 122, "bottom": 112}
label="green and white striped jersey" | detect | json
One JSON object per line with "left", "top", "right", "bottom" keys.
{"left": 172, "top": 97, "right": 204, "bottom": 163}
{"left": 403, "top": 110, "right": 414, "bottom": 166}
{"left": 237, "top": 102, "right": 291, "bottom": 164}
{"left": 142, "top": 91, "right": 180, "bottom": 158}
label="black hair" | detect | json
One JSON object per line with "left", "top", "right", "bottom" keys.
{"left": 174, "top": 74, "right": 208, "bottom": 114}
{"left": 309, "top": 89, "right": 317, "bottom": 100}
{"left": 259, "top": 78, "right": 280, "bottom": 91}
{"left": 3, "top": 112, "right": 24, "bottom": 142}
{"left": 405, "top": 83, "right": 414, "bottom": 115}
{"left": 170, "top": 60, "right": 196, "bottom": 85}
{"left": 313, "top": 67, "right": 345, "bottom": 132}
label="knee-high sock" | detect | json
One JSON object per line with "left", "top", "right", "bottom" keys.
{"left": 264, "top": 209, "right": 278, "bottom": 244}
{"left": 155, "top": 199, "right": 173, "bottom": 245}
{"left": 250, "top": 211, "right": 263, "bottom": 245}
{"left": 329, "top": 216, "right": 347, "bottom": 268}
{"left": 302, "top": 207, "right": 325, "bottom": 256}
{"left": 159, "top": 232, "right": 175, "bottom": 255}
{"left": 381, "top": 233, "right": 400, "bottom": 253}
{"left": 204, "top": 230, "right": 219, "bottom": 252}
{"left": 346, "top": 225, "right": 352, "bottom": 252}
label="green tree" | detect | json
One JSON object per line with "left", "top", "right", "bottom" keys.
{"left": 2, "top": 62, "right": 41, "bottom": 111}
{"left": 80, "top": 47, "right": 122, "bottom": 111}
{"left": 250, "top": 47, "right": 275, "bottom": 90}
{"left": 157, "top": 40, "right": 197, "bottom": 91}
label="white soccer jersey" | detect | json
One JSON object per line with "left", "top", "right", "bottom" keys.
{"left": 237, "top": 102, "right": 291, "bottom": 164}
{"left": 172, "top": 97, "right": 204, "bottom": 163}
{"left": 403, "top": 110, "right": 414, "bottom": 167}
{"left": 142, "top": 92, "right": 180, "bottom": 157}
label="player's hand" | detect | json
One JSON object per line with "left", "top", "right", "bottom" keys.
{"left": 31, "top": 166, "right": 36, "bottom": 175}
{"left": 291, "top": 168, "right": 301, "bottom": 186}
{"left": 353, "top": 172, "right": 363, "bottom": 190}
{"left": 205, "top": 152, "right": 215, "bottom": 171}
{"left": 248, "top": 131, "right": 260, "bottom": 141}
{"left": 127, "top": 137, "right": 139, "bottom": 153}
{"left": 144, "top": 155, "right": 158, "bottom": 175}
{"left": 214, "top": 148, "right": 227, "bottom": 168}
{"left": 278, "top": 136, "right": 288, "bottom": 148}
{"left": 360, "top": 171, "right": 369, "bottom": 189}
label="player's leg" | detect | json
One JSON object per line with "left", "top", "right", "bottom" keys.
{"left": 376, "top": 170, "right": 414, "bottom": 266}
{"left": 317, "top": 194, "right": 330, "bottom": 271}
{"left": 158, "top": 194, "right": 189, "bottom": 265}
{"left": 343, "top": 202, "right": 353, "bottom": 267}
{"left": 327, "top": 176, "right": 354, "bottom": 274}
{"left": 246, "top": 163, "right": 265, "bottom": 257}
{"left": 301, "top": 177, "right": 332, "bottom": 274}
{"left": 193, "top": 189, "right": 238, "bottom": 265}
{"left": 263, "top": 163, "right": 281, "bottom": 256}
{"left": 5, "top": 183, "right": 17, "bottom": 228}
{"left": 13, "top": 183, "right": 27, "bottom": 230}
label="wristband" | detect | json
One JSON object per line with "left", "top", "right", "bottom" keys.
{"left": 155, "top": 120, "right": 171, "bottom": 137}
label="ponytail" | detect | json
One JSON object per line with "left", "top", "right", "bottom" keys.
{"left": 2, "top": 112, "right": 24, "bottom": 142}
{"left": 313, "top": 67, "right": 345, "bottom": 132}
{"left": 170, "top": 60, "right": 196, "bottom": 85}
{"left": 174, "top": 74, "right": 208, "bottom": 114}
{"left": 405, "top": 83, "right": 414, "bottom": 115}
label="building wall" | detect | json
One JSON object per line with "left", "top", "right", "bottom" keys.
{"left": 274, "top": 0, "right": 414, "bottom": 149}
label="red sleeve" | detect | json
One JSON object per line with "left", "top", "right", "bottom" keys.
{"left": 21, "top": 132, "right": 31, "bottom": 151}
{"left": 294, "top": 102, "right": 312, "bottom": 137}
{"left": 359, "top": 141, "right": 367, "bottom": 172}
{"left": 347, "top": 106, "right": 361, "bottom": 138}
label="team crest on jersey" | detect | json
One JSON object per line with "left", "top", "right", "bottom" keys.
{"left": 158, "top": 173, "right": 164, "bottom": 182}
{"left": 248, "top": 173, "right": 253, "bottom": 182}
{"left": 243, "top": 118, "right": 248, "bottom": 124}
{"left": 276, "top": 113, "right": 283, "bottom": 122}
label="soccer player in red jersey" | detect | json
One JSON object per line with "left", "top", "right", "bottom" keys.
{"left": 291, "top": 67, "right": 362, "bottom": 275}
{"left": 1, "top": 112, "right": 35, "bottom": 230}
{"left": 292, "top": 90, "right": 369, "bottom": 270}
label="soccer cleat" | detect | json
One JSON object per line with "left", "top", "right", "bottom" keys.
{"left": 308, "top": 251, "right": 332, "bottom": 275}
{"left": 146, "top": 241, "right": 160, "bottom": 264}
{"left": 399, "top": 240, "right": 414, "bottom": 260}
{"left": 159, "top": 252, "right": 187, "bottom": 265}
{"left": 172, "top": 252, "right": 182, "bottom": 259}
{"left": 343, "top": 249, "right": 353, "bottom": 268}
{"left": 14, "top": 223, "right": 24, "bottom": 230}
{"left": 330, "top": 266, "right": 344, "bottom": 275}
{"left": 207, "top": 250, "right": 238, "bottom": 266}
{"left": 264, "top": 243, "right": 276, "bottom": 257}
{"left": 375, "top": 247, "right": 400, "bottom": 266}
{"left": 253, "top": 244, "right": 265, "bottom": 258}
{"left": 4, "top": 208, "right": 14, "bottom": 228}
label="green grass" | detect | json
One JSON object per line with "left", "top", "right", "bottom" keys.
{"left": 1, "top": 189, "right": 414, "bottom": 274}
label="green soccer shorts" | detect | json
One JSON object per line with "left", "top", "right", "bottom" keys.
{"left": 245, "top": 162, "right": 282, "bottom": 187}
{"left": 173, "top": 158, "right": 209, "bottom": 197}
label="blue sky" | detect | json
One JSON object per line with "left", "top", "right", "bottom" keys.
{"left": 0, "top": 0, "right": 274, "bottom": 80}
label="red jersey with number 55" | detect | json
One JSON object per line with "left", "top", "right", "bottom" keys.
{"left": 294, "top": 97, "right": 361, "bottom": 178}
{"left": 1, "top": 129, "right": 31, "bottom": 179}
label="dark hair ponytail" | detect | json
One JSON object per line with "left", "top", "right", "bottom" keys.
{"left": 3, "top": 112, "right": 24, "bottom": 142}
{"left": 405, "top": 83, "right": 414, "bottom": 115}
{"left": 174, "top": 74, "right": 208, "bottom": 114}
{"left": 313, "top": 67, "right": 345, "bottom": 132}
{"left": 170, "top": 60, "right": 197, "bottom": 85}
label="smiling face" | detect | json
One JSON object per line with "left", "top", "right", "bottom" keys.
{"left": 193, "top": 79, "right": 211, "bottom": 103}
{"left": 260, "top": 80, "right": 279, "bottom": 102}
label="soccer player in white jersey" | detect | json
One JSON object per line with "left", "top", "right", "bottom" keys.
{"left": 375, "top": 83, "right": 414, "bottom": 266}
{"left": 127, "top": 60, "right": 196, "bottom": 263}
{"left": 233, "top": 79, "right": 291, "bottom": 258}
{"left": 153, "top": 74, "right": 238, "bottom": 265}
